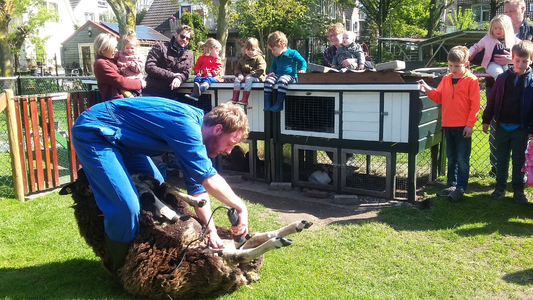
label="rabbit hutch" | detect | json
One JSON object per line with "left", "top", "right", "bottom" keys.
{"left": 176, "top": 71, "right": 441, "bottom": 201}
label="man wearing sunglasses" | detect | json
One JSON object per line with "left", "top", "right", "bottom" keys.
{"left": 144, "top": 25, "right": 194, "bottom": 98}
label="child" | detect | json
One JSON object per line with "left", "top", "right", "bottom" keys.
{"left": 229, "top": 37, "right": 267, "bottom": 106}
{"left": 331, "top": 31, "right": 365, "bottom": 71}
{"left": 115, "top": 30, "right": 144, "bottom": 97}
{"left": 482, "top": 40, "right": 533, "bottom": 204}
{"left": 264, "top": 31, "right": 307, "bottom": 112}
{"left": 418, "top": 46, "right": 480, "bottom": 202}
{"left": 186, "top": 38, "right": 222, "bottom": 101}
{"left": 469, "top": 14, "right": 520, "bottom": 79}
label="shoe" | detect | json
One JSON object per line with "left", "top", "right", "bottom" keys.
{"left": 185, "top": 82, "right": 200, "bottom": 101}
{"left": 229, "top": 89, "right": 240, "bottom": 103}
{"left": 269, "top": 98, "right": 285, "bottom": 112}
{"left": 264, "top": 93, "right": 272, "bottom": 111}
{"left": 238, "top": 91, "right": 250, "bottom": 106}
{"left": 448, "top": 188, "right": 464, "bottom": 202}
{"left": 436, "top": 186, "right": 455, "bottom": 197}
{"left": 105, "top": 235, "right": 131, "bottom": 287}
{"left": 513, "top": 190, "right": 528, "bottom": 204}
{"left": 490, "top": 188, "right": 505, "bottom": 199}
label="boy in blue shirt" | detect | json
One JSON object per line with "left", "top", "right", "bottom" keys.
{"left": 482, "top": 40, "right": 533, "bottom": 204}
{"left": 264, "top": 31, "right": 307, "bottom": 112}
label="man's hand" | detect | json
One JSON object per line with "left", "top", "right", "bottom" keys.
{"left": 170, "top": 78, "right": 181, "bottom": 90}
{"left": 140, "top": 78, "right": 147, "bottom": 89}
{"left": 230, "top": 209, "right": 248, "bottom": 238}
{"left": 208, "top": 230, "right": 225, "bottom": 249}
{"left": 482, "top": 123, "right": 489, "bottom": 134}
{"left": 493, "top": 50, "right": 512, "bottom": 65}
{"left": 463, "top": 126, "right": 473, "bottom": 138}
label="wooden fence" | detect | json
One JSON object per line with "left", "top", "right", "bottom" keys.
{"left": 4, "top": 89, "right": 99, "bottom": 201}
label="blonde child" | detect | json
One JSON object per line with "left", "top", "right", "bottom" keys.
{"left": 115, "top": 30, "right": 144, "bottom": 97}
{"left": 469, "top": 14, "right": 520, "bottom": 79}
{"left": 264, "top": 31, "right": 307, "bottom": 112}
{"left": 229, "top": 38, "right": 267, "bottom": 106}
{"left": 186, "top": 38, "right": 222, "bottom": 101}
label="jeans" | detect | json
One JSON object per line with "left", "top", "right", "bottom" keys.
{"left": 444, "top": 127, "right": 472, "bottom": 190}
{"left": 494, "top": 123, "right": 528, "bottom": 191}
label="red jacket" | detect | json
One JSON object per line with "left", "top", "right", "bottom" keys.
{"left": 426, "top": 70, "right": 480, "bottom": 128}
{"left": 93, "top": 55, "right": 142, "bottom": 101}
{"left": 194, "top": 53, "right": 222, "bottom": 81}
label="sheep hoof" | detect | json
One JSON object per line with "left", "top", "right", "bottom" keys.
{"left": 179, "top": 215, "right": 191, "bottom": 221}
{"left": 302, "top": 220, "right": 313, "bottom": 229}
{"left": 198, "top": 200, "right": 207, "bottom": 207}
{"left": 279, "top": 237, "right": 293, "bottom": 247}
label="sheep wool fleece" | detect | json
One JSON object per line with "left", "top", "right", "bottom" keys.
{"left": 70, "top": 97, "right": 218, "bottom": 243}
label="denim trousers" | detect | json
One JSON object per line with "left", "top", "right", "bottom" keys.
{"left": 494, "top": 124, "right": 528, "bottom": 191}
{"left": 444, "top": 127, "right": 472, "bottom": 190}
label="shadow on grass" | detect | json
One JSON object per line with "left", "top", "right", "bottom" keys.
{"left": 376, "top": 191, "right": 533, "bottom": 237}
{"left": 502, "top": 268, "right": 533, "bottom": 285}
{"left": 0, "top": 259, "right": 138, "bottom": 299}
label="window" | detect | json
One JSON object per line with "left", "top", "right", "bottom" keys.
{"left": 85, "top": 12, "right": 95, "bottom": 21}
{"left": 472, "top": 4, "right": 490, "bottom": 23}
{"left": 530, "top": 3, "right": 533, "bottom": 11}
{"left": 180, "top": 5, "right": 191, "bottom": 18}
{"left": 98, "top": 0, "right": 107, "bottom": 7}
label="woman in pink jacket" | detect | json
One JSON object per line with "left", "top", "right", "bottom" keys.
{"left": 469, "top": 14, "right": 520, "bottom": 79}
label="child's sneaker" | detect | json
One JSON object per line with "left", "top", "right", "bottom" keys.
{"left": 448, "top": 188, "right": 464, "bottom": 202}
{"left": 513, "top": 189, "right": 528, "bottom": 204}
{"left": 490, "top": 188, "right": 505, "bottom": 199}
{"left": 436, "top": 186, "right": 455, "bottom": 197}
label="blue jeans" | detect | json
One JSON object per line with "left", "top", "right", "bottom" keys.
{"left": 494, "top": 123, "right": 528, "bottom": 191}
{"left": 444, "top": 127, "right": 472, "bottom": 190}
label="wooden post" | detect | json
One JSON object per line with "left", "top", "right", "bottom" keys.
{"left": 4, "top": 89, "right": 25, "bottom": 201}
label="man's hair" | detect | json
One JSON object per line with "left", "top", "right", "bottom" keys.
{"left": 267, "top": 31, "right": 288, "bottom": 49}
{"left": 204, "top": 102, "right": 250, "bottom": 141}
{"left": 448, "top": 45, "right": 469, "bottom": 63}
{"left": 327, "top": 23, "right": 346, "bottom": 35}
{"left": 176, "top": 24, "right": 195, "bottom": 38}
{"left": 512, "top": 40, "right": 533, "bottom": 59}
{"left": 94, "top": 33, "right": 118, "bottom": 56}
{"left": 504, "top": 0, "right": 525, "bottom": 8}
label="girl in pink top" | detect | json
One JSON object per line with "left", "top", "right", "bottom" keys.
{"left": 469, "top": 14, "right": 520, "bottom": 79}
{"left": 115, "top": 30, "right": 144, "bottom": 97}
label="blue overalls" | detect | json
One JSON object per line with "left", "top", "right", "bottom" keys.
{"left": 71, "top": 97, "right": 217, "bottom": 242}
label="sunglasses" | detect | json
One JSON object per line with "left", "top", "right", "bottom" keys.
{"left": 179, "top": 34, "right": 191, "bottom": 41}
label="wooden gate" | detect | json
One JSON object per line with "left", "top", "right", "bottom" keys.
{"left": 6, "top": 90, "right": 100, "bottom": 201}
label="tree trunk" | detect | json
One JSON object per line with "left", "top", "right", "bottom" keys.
{"left": 216, "top": 0, "right": 230, "bottom": 76}
{"left": 107, "top": 0, "right": 137, "bottom": 49}
{"left": 0, "top": 18, "right": 13, "bottom": 77}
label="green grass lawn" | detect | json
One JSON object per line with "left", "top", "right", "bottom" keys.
{"left": 2, "top": 183, "right": 533, "bottom": 300}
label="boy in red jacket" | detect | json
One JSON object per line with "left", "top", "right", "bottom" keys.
{"left": 418, "top": 46, "right": 481, "bottom": 201}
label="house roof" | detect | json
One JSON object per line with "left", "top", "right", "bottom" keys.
{"left": 140, "top": 0, "right": 180, "bottom": 32}
{"left": 61, "top": 20, "right": 169, "bottom": 45}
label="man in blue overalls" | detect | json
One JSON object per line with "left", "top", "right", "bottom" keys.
{"left": 71, "top": 98, "right": 250, "bottom": 275}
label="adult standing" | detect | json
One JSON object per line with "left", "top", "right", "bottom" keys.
{"left": 143, "top": 25, "right": 195, "bottom": 177}
{"left": 71, "top": 99, "right": 250, "bottom": 278}
{"left": 143, "top": 25, "right": 194, "bottom": 98}
{"left": 93, "top": 33, "right": 146, "bottom": 101}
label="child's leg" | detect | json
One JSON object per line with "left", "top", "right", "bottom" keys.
{"left": 509, "top": 127, "right": 528, "bottom": 191}
{"left": 455, "top": 127, "right": 472, "bottom": 191}
{"left": 494, "top": 124, "right": 512, "bottom": 190}
{"left": 486, "top": 62, "right": 506, "bottom": 79}
{"left": 264, "top": 75, "right": 278, "bottom": 111}
{"left": 444, "top": 127, "right": 458, "bottom": 187}
{"left": 238, "top": 77, "right": 259, "bottom": 105}
{"left": 270, "top": 75, "right": 296, "bottom": 112}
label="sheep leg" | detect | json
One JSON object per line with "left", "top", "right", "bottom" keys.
{"left": 240, "top": 220, "right": 312, "bottom": 249}
{"left": 164, "top": 187, "right": 206, "bottom": 208}
{"left": 204, "top": 237, "right": 293, "bottom": 264}
{"left": 137, "top": 185, "right": 190, "bottom": 222}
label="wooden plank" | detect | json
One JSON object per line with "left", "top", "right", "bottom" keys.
{"left": 419, "top": 95, "right": 439, "bottom": 109}
{"left": 418, "top": 132, "right": 443, "bottom": 153}
{"left": 14, "top": 98, "right": 28, "bottom": 194}
{"left": 66, "top": 93, "right": 77, "bottom": 181}
{"left": 0, "top": 91, "right": 6, "bottom": 113}
{"left": 39, "top": 95, "right": 52, "bottom": 188}
{"left": 29, "top": 97, "right": 45, "bottom": 191}
{"left": 5, "top": 90, "right": 24, "bottom": 201}
{"left": 47, "top": 96, "right": 60, "bottom": 187}
{"left": 383, "top": 93, "right": 409, "bottom": 143}
{"left": 21, "top": 97, "right": 36, "bottom": 192}
{"left": 73, "top": 92, "right": 80, "bottom": 119}
{"left": 419, "top": 106, "right": 440, "bottom": 125}
{"left": 418, "top": 120, "right": 442, "bottom": 139}
{"left": 298, "top": 71, "right": 405, "bottom": 84}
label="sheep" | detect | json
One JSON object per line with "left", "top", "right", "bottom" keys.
{"left": 59, "top": 169, "right": 312, "bottom": 299}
